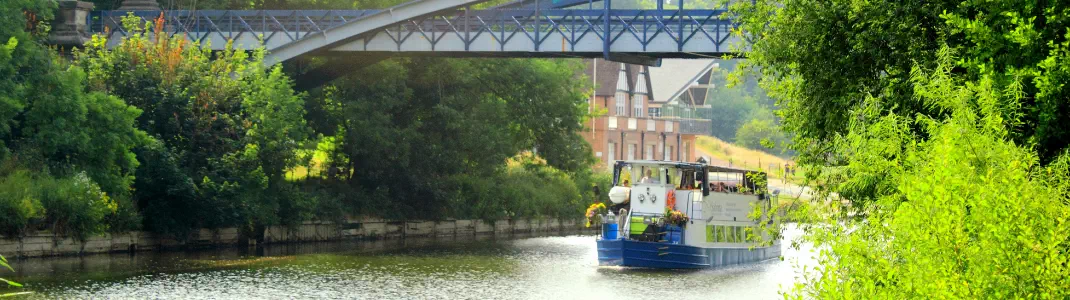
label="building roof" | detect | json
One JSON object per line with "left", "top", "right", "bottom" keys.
{"left": 648, "top": 59, "right": 719, "bottom": 103}
{"left": 581, "top": 58, "right": 718, "bottom": 104}
{"left": 583, "top": 59, "right": 643, "bottom": 97}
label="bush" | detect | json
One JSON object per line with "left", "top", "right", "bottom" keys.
{"left": 104, "top": 196, "right": 141, "bottom": 233}
{"left": 0, "top": 170, "right": 43, "bottom": 237}
{"left": 577, "top": 171, "right": 612, "bottom": 204}
{"left": 75, "top": 15, "right": 312, "bottom": 236}
{"left": 134, "top": 143, "right": 198, "bottom": 239}
{"left": 792, "top": 56, "right": 1070, "bottom": 298}
{"left": 441, "top": 154, "right": 587, "bottom": 221}
{"left": 38, "top": 173, "right": 116, "bottom": 241}
{"left": 734, "top": 116, "right": 786, "bottom": 152}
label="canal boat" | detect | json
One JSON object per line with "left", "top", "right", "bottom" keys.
{"left": 596, "top": 160, "right": 782, "bottom": 269}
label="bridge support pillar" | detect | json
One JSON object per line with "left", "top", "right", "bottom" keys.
{"left": 48, "top": 1, "right": 94, "bottom": 48}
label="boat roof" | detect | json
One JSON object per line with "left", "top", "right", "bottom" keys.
{"left": 705, "top": 165, "right": 766, "bottom": 175}
{"left": 614, "top": 160, "right": 765, "bottom": 175}
{"left": 615, "top": 160, "right": 704, "bottom": 168}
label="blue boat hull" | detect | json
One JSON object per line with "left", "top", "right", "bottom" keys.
{"left": 596, "top": 239, "right": 781, "bottom": 269}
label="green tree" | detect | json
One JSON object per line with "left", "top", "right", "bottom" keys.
{"left": 789, "top": 55, "right": 1070, "bottom": 299}
{"left": 733, "top": 112, "right": 786, "bottom": 153}
{"left": 704, "top": 70, "right": 759, "bottom": 139}
{"left": 733, "top": 0, "right": 1070, "bottom": 297}
{"left": 0, "top": 0, "right": 144, "bottom": 238}
{"left": 76, "top": 16, "right": 311, "bottom": 238}
{"left": 305, "top": 58, "right": 592, "bottom": 220}
{"left": 733, "top": 0, "right": 1070, "bottom": 209}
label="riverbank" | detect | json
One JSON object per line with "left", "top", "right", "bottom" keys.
{"left": 0, "top": 218, "right": 594, "bottom": 258}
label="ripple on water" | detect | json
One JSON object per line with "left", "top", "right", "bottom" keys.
{"left": 22, "top": 227, "right": 812, "bottom": 300}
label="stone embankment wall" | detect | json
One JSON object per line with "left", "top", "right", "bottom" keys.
{"left": 0, "top": 218, "right": 592, "bottom": 258}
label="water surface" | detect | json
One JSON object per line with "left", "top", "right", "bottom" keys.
{"left": 8, "top": 226, "right": 811, "bottom": 299}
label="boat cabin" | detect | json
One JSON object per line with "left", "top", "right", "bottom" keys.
{"left": 604, "top": 160, "right": 776, "bottom": 247}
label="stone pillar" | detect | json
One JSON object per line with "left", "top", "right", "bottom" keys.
{"left": 117, "top": 0, "right": 161, "bottom": 10}
{"left": 48, "top": 1, "right": 94, "bottom": 47}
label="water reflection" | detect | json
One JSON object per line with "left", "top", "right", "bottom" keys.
{"left": 9, "top": 226, "right": 812, "bottom": 299}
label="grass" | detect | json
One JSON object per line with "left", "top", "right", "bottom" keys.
{"left": 286, "top": 138, "right": 335, "bottom": 181}
{"left": 694, "top": 136, "right": 804, "bottom": 184}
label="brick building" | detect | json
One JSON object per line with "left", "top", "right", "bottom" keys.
{"left": 580, "top": 59, "right": 717, "bottom": 171}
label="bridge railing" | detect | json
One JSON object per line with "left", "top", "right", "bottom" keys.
{"left": 88, "top": 8, "right": 738, "bottom": 52}
{"left": 89, "top": 10, "right": 381, "bottom": 42}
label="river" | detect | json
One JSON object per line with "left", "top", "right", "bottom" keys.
{"left": 7, "top": 225, "right": 812, "bottom": 299}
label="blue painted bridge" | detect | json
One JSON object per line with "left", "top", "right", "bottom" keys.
{"left": 88, "top": 0, "right": 743, "bottom": 66}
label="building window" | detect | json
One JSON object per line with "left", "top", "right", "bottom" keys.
{"left": 615, "top": 64, "right": 629, "bottom": 116}
{"left": 633, "top": 96, "right": 643, "bottom": 118}
{"left": 627, "top": 144, "right": 636, "bottom": 160}
{"left": 634, "top": 66, "right": 649, "bottom": 118}
{"left": 666, "top": 145, "right": 673, "bottom": 161}
{"left": 615, "top": 92, "right": 628, "bottom": 116}
{"left": 608, "top": 143, "right": 616, "bottom": 165}
{"left": 645, "top": 145, "right": 654, "bottom": 160}
{"left": 648, "top": 108, "right": 661, "bottom": 118}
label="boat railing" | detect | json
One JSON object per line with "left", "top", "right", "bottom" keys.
{"left": 612, "top": 211, "right": 685, "bottom": 244}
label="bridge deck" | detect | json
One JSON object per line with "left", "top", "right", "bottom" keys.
{"left": 90, "top": 6, "right": 743, "bottom": 63}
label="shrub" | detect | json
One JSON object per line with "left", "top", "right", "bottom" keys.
{"left": 0, "top": 170, "right": 43, "bottom": 237}
{"left": 38, "top": 172, "right": 116, "bottom": 241}
{"left": 440, "top": 154, "right": 587, "bottom": 222}
{"left": 791, "top": 55, "right": 1070, "bottom": 298}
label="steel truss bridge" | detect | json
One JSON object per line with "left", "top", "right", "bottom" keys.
{"left": 86, "top": 0, "right": 743, "bottom": 88}
{"left": 91, "top": 2, "right": 741, "bottom": 60}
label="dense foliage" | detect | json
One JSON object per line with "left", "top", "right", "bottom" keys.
{"left": 73, "top": 16, "right": 319, "bottom": 238}
{"left": 790, "top": 55, "right": 1070, "bottom": 299}
{"left": 664, "top": 67, "right": 791, "bottom": 155}
{"left": 732, "top": 0, "right": 1070, "bottom": 297}
{"left": 302, "top": 57, "right": 598, "bottom": 220}
{"left": 1, "top": 2, "right": 600, "bottom": 241}
{"left": 0, "top": 0, "right": 143, "bottom": 240}
{"left": 734, "top": 0, "right": 1070, "bottom": 208}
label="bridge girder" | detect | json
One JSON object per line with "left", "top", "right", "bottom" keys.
{"left": 263, "top": 0, "right": 491, "bottom": 64}
{"left": 87, "top": 0, "right": 745, "bottom": 89}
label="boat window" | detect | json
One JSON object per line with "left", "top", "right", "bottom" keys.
{"left": 714, "top": 225, "right": 725, "bottom": 242}
{"left": 662, "top": 168, "right": 672, "bottom": 185}
{"left": 678, "top": 169, "right": 698, "bottom": 190}
{"left": 707, "top": 171, "right": 750, "bottom": 194}
{"left": 616, "top": 165, "right": 633, "bottom": 186}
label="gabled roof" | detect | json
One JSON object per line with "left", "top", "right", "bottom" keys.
{"left": 583, "top": 59, "right": 644, "bottom": 97}
{"left": 648, "top": 59, "right": 719, "bottom": 103}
